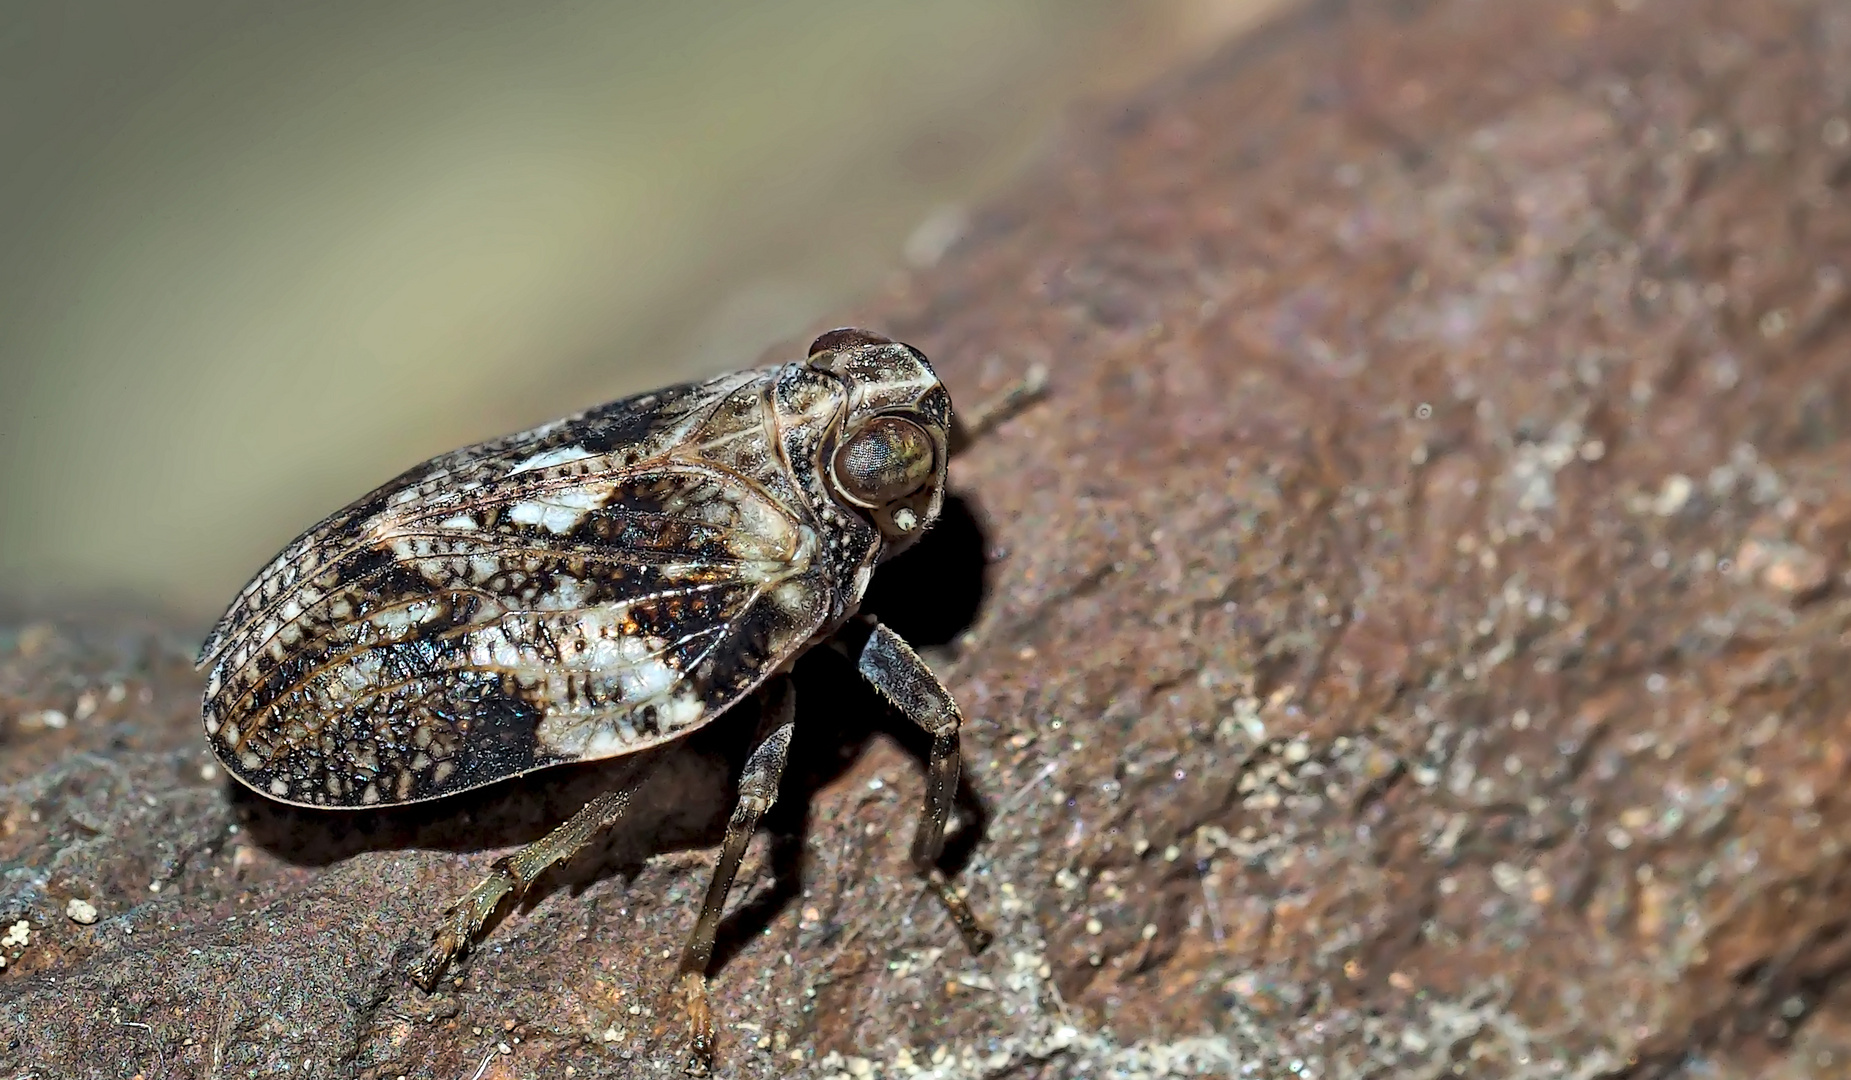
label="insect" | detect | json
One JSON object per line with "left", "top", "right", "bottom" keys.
{"left": 196, "top": 328, "right": 1044, "bottom": 1074}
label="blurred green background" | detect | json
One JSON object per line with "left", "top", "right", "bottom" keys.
{"left": 0, "top": 0, "right": 1278, "bottom": 622}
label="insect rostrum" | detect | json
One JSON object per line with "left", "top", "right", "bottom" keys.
{"left": 197, "top": 328, "right": 1040, "bottom": 1074}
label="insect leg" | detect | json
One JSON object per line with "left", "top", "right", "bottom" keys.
{"left": 408, "top": 778, "right": 643, "bottom": 991}
{"left": 676, "top": 676, "right": 796, "bottom": 1076}
{"left": 947, "top": 363, "right": 1049, "bottom": 457}
{"left": 855, "top": 619, "right": 995, "bottom": 953}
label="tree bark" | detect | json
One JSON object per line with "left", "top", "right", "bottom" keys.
{"left": 8, "top": 1, "right": 1851, "bottom": 1076}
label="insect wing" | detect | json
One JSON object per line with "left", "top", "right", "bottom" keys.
{"left": 197, "top": 370, "right": 760, "bottom": 669}
{"left": 200, "top": 369, "right": 832, "bottom": 808}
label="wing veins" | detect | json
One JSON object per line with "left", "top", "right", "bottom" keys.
{"left": 222, "top": 578, "right": 750, "bottom": 725}
{"left": 221, "top": 505, "right": 799, "bottom": 671}
{"left": 236, "top": 621, "right": 735, "bottom": 764}
{"left": 209, "top": 372, "right": 764, "bottom": 660}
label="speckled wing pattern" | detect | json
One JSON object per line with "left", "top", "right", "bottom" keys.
{"left": 197, "top": 369, "right": 835, "bottom": 808}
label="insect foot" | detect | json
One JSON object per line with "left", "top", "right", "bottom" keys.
{"left": 198, "top": 327, "right": 1042, "bottom": 1074}
{"left": 406, "top": 858, "right": 516, "bottom": 990}
{"left": 676, "top": 971, "right": 718, "bottom": 1076}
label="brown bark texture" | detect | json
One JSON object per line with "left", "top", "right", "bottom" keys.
{"left": 8, "top": 0, "right": 1851, "bottom": 1076}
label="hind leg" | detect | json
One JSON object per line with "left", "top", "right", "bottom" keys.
{"left": 408, "top": 776, "right": 644, "bottom": 990}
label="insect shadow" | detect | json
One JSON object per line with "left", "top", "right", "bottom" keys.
{"left": 232, "top": 492, "right": 996, "bottom": 965}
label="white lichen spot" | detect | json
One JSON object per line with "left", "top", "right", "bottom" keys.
{"left": 334, "top": 653, "right": 384, "bottom": 696}
{"left": 579, "top": 724, "right": 634, "bottom": 757}
{"left": 532, "top": 577, "right": 595, "bottom": 611}
{"left": 371, "top": 598, "right": 441, "bottom": 636}
{"left": 466, "top": 627, "right": 529, "bottom": 670}
{"left": 533, "top": 621, "right": 715, "bottom": 755}
{"left": 268, "top": 779, "right": 288, "bottom": 796}
{"left": 774, "top": 580, "right": 814, "bottom": 613}
{"left": 661, "top": 693, "right": 704, "bottom": 730}
{"left": 508, "top": 446, "right": 596, "bottom": 475}
{"left": 727, "top": 497, "right": 799, "bottom": 562}
{"left": 509, "top": 487, "right": 608, "bottom": 534}
{"left": 586, "top": 632, "right": 679, "bottom": 696}
{"left": 1653, "top": 474, "right": 1694, "bottom": 517}
{"left": 438, "top": 514, "right": 479, "bottom": 530}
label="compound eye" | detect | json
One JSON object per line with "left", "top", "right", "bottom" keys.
{"left": 833, "top": 416, "right": 936, "bottom": 506}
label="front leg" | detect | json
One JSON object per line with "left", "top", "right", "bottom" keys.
{"left": 856, "top": 619, "right": 994, "bottom": 953}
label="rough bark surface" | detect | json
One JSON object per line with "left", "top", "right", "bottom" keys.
{"left": 8, "top": 0, "right": 1851, "bottom": 1076}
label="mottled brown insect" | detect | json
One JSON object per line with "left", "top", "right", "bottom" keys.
{"left": 197, "top": 329, "right": 1043, "bottom": 1073}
